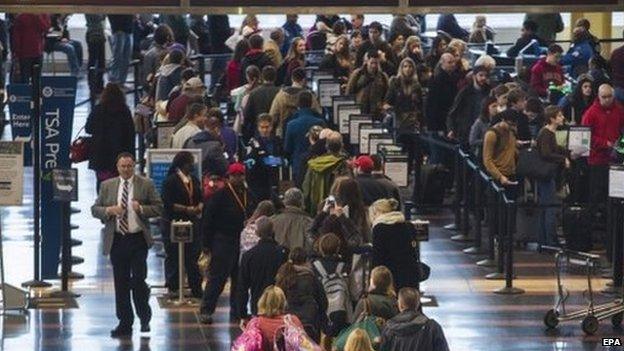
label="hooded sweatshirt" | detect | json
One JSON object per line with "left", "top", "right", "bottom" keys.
{"left": 380, "top": 310, "right": 449, "bottom": 351}
{"left": 155, "top": 63, "right": 183, "bottom": 101}
{"left": 530, "top": 57, "right": 564, "bottom": 97}
{"left": 302, "top": 154, "right": 349, "bottom": 215}
{"left": 581, "top": 99, "right": 624, "bottom": 166}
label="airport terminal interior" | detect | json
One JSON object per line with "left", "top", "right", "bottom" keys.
{"left": 1, "top": 3, "right": 624, "bottom": 351}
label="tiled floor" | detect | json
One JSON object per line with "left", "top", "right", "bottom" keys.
{"left": 1, "top": 81, "right": 623, "bottom": 350}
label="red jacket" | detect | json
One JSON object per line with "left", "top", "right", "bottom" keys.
{"left": 11, "top": 14, "right": 50, "bottom": 59}
{"left": 581, "top": 99, "right": 624, "bottom": 166}
{"left": 226, "top": 60, "right": 242, "bottom": 92}
{"left": 167, "top": 94, "right": 191, "bottom": 123}
{"left": 530, "top": 57, "right": 564, "bottom": 97}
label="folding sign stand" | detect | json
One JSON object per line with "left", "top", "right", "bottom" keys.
{"left": 0, "top": 211, "right": 29, "bottom": 312}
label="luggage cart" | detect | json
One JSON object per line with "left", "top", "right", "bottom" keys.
{"left": 542, "top": 246, "right": 624, "bottom": 335}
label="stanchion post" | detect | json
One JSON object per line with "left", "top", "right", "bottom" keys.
{"left": 613, "top": 199, "right": 623, "bottom": 288}
{"left": 197, "top": 56, "right": 206, "bottom": 83}
{"left": 50, "top": 202, "right": 79, "bottom": 298}
{"left": 494, "top": 200, "right": 525, "bottom": 294}
{"left": 22, "top": 64, "right": 51, "bottom": 288}
{"left": 464, "top": 170, "right": 483, "bottom": 254}
{"left": 88, "top": 66, "right": 96, "bottom": 109}
{"left": 477, "top": 185, "right": 496, "bottom": 267}
{"left": 486, "top": 189, "right": 505, "bottom": 280}
{"left": 453, "top": 147, "right": 461, "bottom": 230}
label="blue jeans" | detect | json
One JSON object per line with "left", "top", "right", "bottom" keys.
{"left": 109, "top": 31, "right": 132, "bottom": 84}
{"left": 53, "top": 39, "right": 83, "bottom": 76}
{"left": 537, "top": 178, "right": 557, "bottom": 247}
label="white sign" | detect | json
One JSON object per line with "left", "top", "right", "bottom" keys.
{"left": 359, "top": 125, "right": 384, "bottom": 154}
{"left": 349, "top": 115, "right": 373, "bottom": 145}
{"left": 384, "top": 158, "right": 409, "bottom": 187}
{"left": 318, "top": 79, "right": 342, "bottom": 108}
{"left": 568, "top": 126, "right": 591, "bottom": 157}
{"left": 332, "top": 96, "right": 356, "bottom": 125}
{"left": 609, "top": 166, "right": 624, "bottom": 199}
{"left": 368, "top": 134, "right": 394, "bottom": 156}
{"left": 338, "top": 104, "right": 361, "bottom": 134}
{"left": 0, "top": 142, "right": 24, "bottom": 206}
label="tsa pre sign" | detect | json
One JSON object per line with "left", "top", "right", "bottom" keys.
{"left": 40, "top": 76, "right": 77, "bottom": 279}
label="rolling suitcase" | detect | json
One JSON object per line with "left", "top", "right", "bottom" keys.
{"left": 516, "top": 180, "right": 540, "bottom": 244}
{"left": 563, "top": 206, "right": 592, "bottom": 252}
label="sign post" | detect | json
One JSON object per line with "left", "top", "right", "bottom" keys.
{"left": 170, "top": 220, "right": 193, "bottom": 305}
{"left": 50, "top": 169, "right": 79, "bottom": 299}
{"left": 0, "top": 141, "right": 29, "bottom": 310}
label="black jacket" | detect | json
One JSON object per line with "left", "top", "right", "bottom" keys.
{"left": 426, "top": 67, "right": 460, "bottom": 132}
{"left": 283, "top": 266, "right": 328, "bottom": 341}
{"left": 237, "top": 238, "right": 287, "bottom": 318}
{"left": 161, "top": 172, "right": 202, "bottom": 222}
{"left": 506, "top": 33, "right": 548, "bottom": 58}
{"left": 356, "top": 173, "right": 401, "bottom": 207}
{"left": 85, "top": 104, "right": 135, "bottom": 172}
{"left": 245, "top": 135, "right": 283, "bottom": 201}
{"left": 490, "top": 108, "right": 532, "bottom": 142}
{"left": 202, "top": 183, "right": 256, "bottom": 248}
{"left": 319, "top": 54, "right": 351, "bottom": 81}
{"left": 380, "top": 310, "right": 449, "bottom": 351}
{"left": 446, "top": 83, "right": 490, "bottom": 144}
{"left": 207, "top": 15, "right": 231, "bottom": 54}
{"left": 242, "top": 83, "right": 281, "bottom": 142}
{"left": 108, "top": 15, "right": 133, "bottom": 34}
{"left": 372, "top": 219, "right": 420, "bottom": 290}
{"left": 240, "top": 50, "right": 273, "bottom": 85}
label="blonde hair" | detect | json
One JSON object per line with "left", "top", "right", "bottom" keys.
{"left": 370, "top": 266, "right": 396, "bottom": 297}
{"left": 368, "top": 198, "right": 400, "bottom": 224}
{"left": 345, "top": 328, "right": 375, "bottom": 351}
{"left": 257, "top": 285, "right": 286, "bottom": 317}
{"left": 448, "top": 38, "right": 467, "bottom": 56}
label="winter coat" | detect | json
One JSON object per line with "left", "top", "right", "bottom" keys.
{"left": 490, "top": 108, "right": 532, "bottom": 142}
{"left": 242, "top": 83, "right": 281, "bottom": 142}
{"left": 245, "top": 135, "right": 283, "bottom": 201}
{"left": 142, "top": 43, "right": 168, "bottom": 88}
{"left": 506, "top": 33, "right": 547, "bottom": 58}
{"left": 184, "top": 131, "right": 228, "bottom": 176}
{"left": 346, "top": 67, "right": 389, "bottom": 118}
{"left": 581, "top": 99, "right": 624, "bottom": 166}
{"left": 436, "top": 14, "right": 469, "bottom": 40}
{"left": 283, "top": 265, "right": 328, "bottom": 341}
{"left": 207, "top": 15, "right": 232, "bottom": 54}
{"left": 530, "top": 57, "right": 564, "bottom": 97}
{"left": 319, "top": 54, "right": 351, "bottom": 81}
{"left": 524, "top": 13, "right": 564, "bottom": 42}
{"left": 356, "top": 173, "right": 401, "bottom": 207}
{"left": 202, "top": 184, "right": 256, "bottom": 248}
{"left": 446, "top": 83, "right": 490, "bottom": 144}
{"left": 284, "top": 109, "right": 327, "bottom": 181}
{"left": 240, "top": 49, "right": 273, "bottom": 85}
{"left": 271, "top": 206, "right": 314, "bottom": 251}
{"left": 372, "top": 211, "right": 422, "bottom": 290}
{"left": 310, "top": 211, "right": 364, "bottom": 259}
{"left": 270, "top": 87, "right": 323, "bottom": 136}
{"left": 11, "top": 14, "right": 50, "bottom": 59}
{"left": 353, "top": 292, "right": 399, "bottom": 321}
{"left": 237, "top": 238, "right": 287, "bottom": 319}
{"left": 469, "top": 118, "right": 489, "bottom": 158}
{"left": 426, "top": 67, "right": 460, "bottom": 132}
{"left": 612, "top": 45, "right": 624, "bottom": 90}
{"left": 155, "top": 63, "right": 184, "bottom": 102}
{"left": 558, "top": 94, "right": 592, "bottom": 125}
{"left": 561, "top": 39, "right": 594, "bottom": 78}
{"left": 380, "top": 310, "right": 450, "bottom": 351}
{"left": 385, "top": 76, "right": 424, "bottom": 134}
{"left": 85, "top": 104, "right": 135, "bottom": 172}
{"left": 302, "top": 154, "right": 350, "bottom": 215}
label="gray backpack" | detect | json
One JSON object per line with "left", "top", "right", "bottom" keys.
{"left": 313, "top": 260, "right": 353, "bottom": 323}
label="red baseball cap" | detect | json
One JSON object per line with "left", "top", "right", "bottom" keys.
{"left": 354, "top": 155, "right": 374, "bottom": 172}
{"left": 227, "top": 162, "right": 246, "bottom": 176}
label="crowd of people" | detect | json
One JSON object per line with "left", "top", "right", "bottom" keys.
{"left": 1, "top": 10, "right": 624, "bottom": 350}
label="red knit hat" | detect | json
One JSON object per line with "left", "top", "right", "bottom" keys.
{"left": 227, "top": 162, "right": 246, "bottom": 176}
{"left": 354, "top": 155, "right": 374, "bottom": 172}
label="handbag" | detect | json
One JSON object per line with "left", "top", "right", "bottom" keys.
{"left": 333, "top": 299, "right": 382, "bottom": 351}
{"left": 231, "top": 318, "right": 264, "bottom": 351}
{"left": 516, "top": 148, "right": 558, "bottom": 181}
{"left": 274, "top": 315, "right": 322, "bottom": 351}
{"left": 69, "top": 125, "right": 91, "bottom": 163}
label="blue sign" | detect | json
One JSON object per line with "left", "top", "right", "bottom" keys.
{"left": 146, "top": 149, "right": 202, "bottom": 194}
{"left": 6, "top": 84, "right": 33, "bottom": 166}
{"left": 40, "top": 76, "right": 77, "bottom": 279}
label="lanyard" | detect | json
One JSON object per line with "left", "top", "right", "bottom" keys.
{"left": 227, "top": 182, "right": 247, "bottom": 214}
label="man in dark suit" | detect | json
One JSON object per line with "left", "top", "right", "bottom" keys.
{"left": 91, "top": 152, "right": 163, "bottom": 338}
